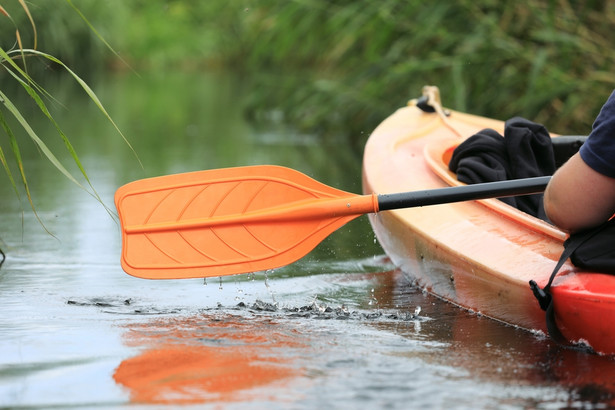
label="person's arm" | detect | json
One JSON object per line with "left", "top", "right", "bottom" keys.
{"left": 544, "top": 152, "right": 615, "bottom": 232}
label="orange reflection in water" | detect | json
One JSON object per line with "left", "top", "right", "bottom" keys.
{"left": 113, "top": 315, "right": 304, "bottom": 405}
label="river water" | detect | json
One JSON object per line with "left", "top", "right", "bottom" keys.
{"left": 1, "top": 71, "right": 614, "bottom": 409}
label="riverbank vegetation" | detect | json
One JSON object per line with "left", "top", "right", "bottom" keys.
{"left": 3, "top": 1, "right": 614, "bottom": 138}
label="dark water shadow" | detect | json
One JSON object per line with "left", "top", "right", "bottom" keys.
{"left": 369, "top": 270, "right": 615, "bottom": 408}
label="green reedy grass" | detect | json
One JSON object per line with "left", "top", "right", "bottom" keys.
{"left": 7, "top": 1, "right": 613, "bottom": 136}
{"left": 3, "top": 1, "right": 614, "bottom": 146}
{"left": 208, "top": 0, "right": 615, "bottom": 137}
{"left": 0, "top": 0, "right": 137, "bottom": 239}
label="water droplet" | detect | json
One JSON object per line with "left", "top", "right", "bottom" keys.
{"left": 414, "top": 306, "right": 421, "bottom": 317}
{"left": 368, "top": 288, "right": 378, "bottom": 308}
{"left": 203, "top": 278, "right": 207, "bottom": 286}
{"left": 264, "top": 269, "right": 277, "bottom": 303}
{"left": 219, "top": 276, "right": 223, "bottom": 290}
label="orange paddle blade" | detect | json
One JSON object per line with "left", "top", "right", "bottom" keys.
{"left": 115, "top": 165, "right": 379, "bottom": 279}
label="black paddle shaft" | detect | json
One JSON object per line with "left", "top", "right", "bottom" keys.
{"left": 377, "top": 176, "right": 551, "bottom": 211}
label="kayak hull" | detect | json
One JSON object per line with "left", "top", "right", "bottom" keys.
{"left": 362, "top": 100, "right": 615, "bottom": 354}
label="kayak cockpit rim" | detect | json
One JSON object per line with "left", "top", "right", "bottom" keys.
{"left": 421, "top": 111, "right": 568, "bottom": 242}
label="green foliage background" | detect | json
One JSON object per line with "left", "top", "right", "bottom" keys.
{"left": 3, "top": 0, "right": 615, "bottom": 138}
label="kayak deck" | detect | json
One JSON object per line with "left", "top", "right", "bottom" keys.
{"left": 362, "top": 95, "right": 615, "bottom": 354}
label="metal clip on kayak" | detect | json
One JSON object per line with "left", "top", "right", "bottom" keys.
{"left": 408, "top": 86, "right": 464, "bottom": 138}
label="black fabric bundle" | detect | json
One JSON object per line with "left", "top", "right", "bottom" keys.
{"left": 448, "top": 117, "right": 556, "bottom": 220}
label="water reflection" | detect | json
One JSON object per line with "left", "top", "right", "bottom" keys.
{"left": 109, "top": 268, "right": 615, "bottom": 408}
{"left": 114, "top": 315, "right": 303, "bottom": 405}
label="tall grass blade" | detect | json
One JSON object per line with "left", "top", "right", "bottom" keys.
{"left": 14, "top": 29, "right": 28, "bottom": 73}
{"left": 15, "top": 76, "right": 117, "bottom": 219}
{"left": 20, "top": 49, "right": 142, "bottom": 168}
{"left": 0, "top": 109, "right": 53, "bottom": 235}
{"left": 2, "top": 47, "right": 142, "bottom": 168}
{"left": 0, "top": 90, "right": 85, "bottom": 190}
{"left": 17, "top": 0, "right": 37, "bottom": 49}
{"left": 0, "top": 139, "right": 20, "bottom": 199}
{"left": 0, "top": 47, "right": 41, "bottom": 92}
{"left": 65, "top": 0, "right": 136, "bottom": 75}
{"left": 0, "top": 47, "right": 66, "bottom": 108}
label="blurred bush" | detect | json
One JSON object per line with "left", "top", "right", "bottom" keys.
{"left": 4, "top": 0, "right": 614, "bottom": 138}
{"left": 210, "top": 0, "right": 615, "bottom": 137}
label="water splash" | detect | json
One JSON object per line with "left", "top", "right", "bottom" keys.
{"left": 238, "top": 299, "right": 426, "bottom": 323}
{"left": 234, "top": 278, "right": 245, "bottom": 302}
{"left": 368, "top": 287, "right": 379, "bottom": 309}
{"left": 264, "top": 269, "right": 277, "bottom": 305}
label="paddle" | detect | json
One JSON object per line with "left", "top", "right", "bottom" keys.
{"left": 115, "top": 165, "right": 550, "bottom": 279}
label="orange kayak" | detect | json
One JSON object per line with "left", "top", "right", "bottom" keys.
{"left": 362, "top": 87, "right": 615, "bottom": 355}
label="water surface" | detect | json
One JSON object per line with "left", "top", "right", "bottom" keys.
{"left": 1, "top": 71, "right": 614, "bottom": 409}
